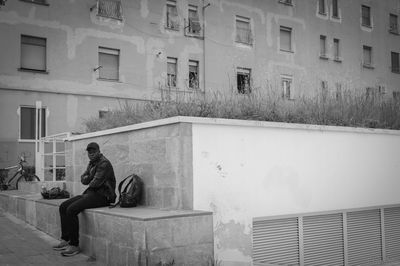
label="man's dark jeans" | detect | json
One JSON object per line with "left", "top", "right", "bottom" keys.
{"left": 59, "top": 192, "right": 108, "bottom": 246}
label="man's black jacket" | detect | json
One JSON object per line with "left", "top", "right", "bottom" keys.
{"left": 81, "top": 154, "right": 116, "bottom": 204}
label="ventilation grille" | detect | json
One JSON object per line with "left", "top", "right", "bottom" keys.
{"left": 384, "top": 207, "right": 400, "bottom": 261}
{"left": 303, "top": 213, "right": 344, "bottom": 266}
{"left": 253, "top": 218, "right": 299, "bottom": 265}
{"left": 345, "top": 209, "right": 382, "bottom": 266}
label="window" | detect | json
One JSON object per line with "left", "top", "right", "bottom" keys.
{"left": 280, "top": 26, "right": 292, "bottom": 52}
{"left": 97, "top": 0, "right": 123, "bottom": 20}
{"left": 187, "top": 5, "right": 201, "bottom": 35}
{"left": 392, "top": 52, "right": 400, "bottom": 73}
{"left": 237, "top": 68, "right": 251, "bottom": 94}
{"left": 20, "top": 106, "right": 46, "bottom": 140}
{"left": 332, "top": 0, "right": 339, "bottom": 18}
{"left": 389, "top": 14, "right": 399, "bottom": 34}
{"left": 319, "top": 35, "right": 327, "bottom": 58}
{"left": 333, "top": 38, "right": 341, "bottom": 61}
{"left": 279, "top": 0, "right": 293, "bottom": 5}
{"left": 281, "top": 76, "right": 292, "bottom": 99}
{"left": 19, "top": 0, "right": 48, "bottom": 6}
{"left": 361, "top": 5, "right": 371, "bottom": 27}
{"left": 20, "top": 35, "right": 47, "bottom": 72}
{"left": 188, "top": 60, "right": 199, "bottom": 89}
{"left": 167, "top": 57, "right": 177, "bottom": 87}
{"left": 393, "top": 91, "right": 400, "bottom": 100}
{"left": 236, "top": 16, "right": 252, "bottom": 45}
{"left": 335, "top": 83, "right": 342, "bottom": 100}
{"left": 321, "top": 80, "right": 328, "bottom": 101}
{"left": 166, "top": 0, "right": 179, "bottom": 30}
{"left": 363, "top": 45, "right": 372, "bottom": 68}
{"left": 98, "top": 47, "right": 119, "bottom": 80}
{"left": 318, "top": 0, "right": 326, "bottom": 15}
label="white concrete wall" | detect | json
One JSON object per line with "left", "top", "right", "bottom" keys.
{"left": 191, "top": 119, "right": 400, "bottom": 265}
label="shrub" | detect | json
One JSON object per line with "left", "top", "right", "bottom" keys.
{"left": 84, "top": 89, "right": 400, "bottom": 132}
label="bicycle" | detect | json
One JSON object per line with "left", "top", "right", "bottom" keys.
{"left": 0, "top": 155, "right": 40, "bottom": 190}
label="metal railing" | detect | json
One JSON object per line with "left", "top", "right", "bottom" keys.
{"left": 97, "top": 0, "right": 123, "bottom": 20}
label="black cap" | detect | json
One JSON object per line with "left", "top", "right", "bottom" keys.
{"left": 86, "top": 142, "right": 100, "bottom": 151}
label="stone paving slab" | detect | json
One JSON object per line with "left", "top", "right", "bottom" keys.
{"left": 0, "top": 211, "right": 103, "bottom": 266}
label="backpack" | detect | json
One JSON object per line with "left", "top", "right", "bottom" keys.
{"left": 41, "top": 187, "right": 70, "bottom": 199}
{"left": 110, "top": 174, "right": 143, "bottom": 208}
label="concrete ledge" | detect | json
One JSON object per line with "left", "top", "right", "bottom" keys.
{"left": 0, "top": 190, "right": 214, "bottom": 265}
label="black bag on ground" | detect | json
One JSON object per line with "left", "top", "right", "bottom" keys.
{"left": 110, "top": 174, "right": 143, "bottom": 208}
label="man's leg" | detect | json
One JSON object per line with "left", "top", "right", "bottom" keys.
{"left": 58, "top": 195, "right": 82, "bottom": 244}
{"left": 62, "top": 192, "right": 108, "bottom": 255}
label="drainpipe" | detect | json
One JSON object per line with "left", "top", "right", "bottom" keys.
{"left": 202, "top": 1, "right": 210, "bottom": 97}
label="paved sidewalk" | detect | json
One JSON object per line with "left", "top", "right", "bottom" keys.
{"left": 0, "top": 211, "right": 399, "bottom": 266}
{"left": 0, "top": 212, "right": 103, "bottom": 266}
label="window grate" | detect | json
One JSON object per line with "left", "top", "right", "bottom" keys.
{"left": 97, "top": 0, "right": 123, "bottom": 20}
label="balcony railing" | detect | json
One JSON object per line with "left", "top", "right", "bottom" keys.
{"left": 236, "top": 28, "right": 253, "bottom": 45}
{"left": 97, "top": 0, "right": 123, "bottom": 20}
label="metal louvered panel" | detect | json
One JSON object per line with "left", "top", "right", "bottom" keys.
{"left": 303, "top": 213, "right": 344, "bottom": 266}
{"left": 347, "top": 209, "right": 382, "bottom": 266}
{"left": 384, "top": 207, "right": 400, "bottom": 261}
{"left": 253, "top": 218, "right": 300, "bottom": 265}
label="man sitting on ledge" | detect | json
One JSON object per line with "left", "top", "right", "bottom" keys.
{"left": 53, "top": 142, "right": 116, "bottom": 257}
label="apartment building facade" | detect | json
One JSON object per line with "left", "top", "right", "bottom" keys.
{"left": 0, "top": 0, "right": 399, "bottom": 168}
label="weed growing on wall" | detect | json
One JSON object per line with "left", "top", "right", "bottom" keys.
{"left": 84, "top": 89, "right": 400, "bottom": 132}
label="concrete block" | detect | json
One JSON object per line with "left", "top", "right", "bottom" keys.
{"left": 93, "top": 237, "right": 108, "bottom": 263}
{"left": 8, "top": 196, "right": 17, "bottom": 216}
{"left": 127, "top": 247, "right": 145, "bottom": 266}
{"left": 25, "top": 200, "right": 37, "bottom": 226}
{"left": 80, "top": 211, "right": 96, "bottom": 236}
{"left": 102, "top": 143, "right": 129, "bottom": 164}
{"left": 172, "top": 215, "right": 213, "bottom": 247}
{"left": 182, "top": 243, "right": 214, "bottom": 266}
{"left": 146, "top": 187, "right": 163, "bottom": 208}
{"left": 153, "top": 163, "right": 177, "bottom": 187}
{"left": 80, "top": 234, "right": 93, "bottom": 256}
{"left": 129, "top": 124, "right": 181, "bottom": 142}
{"left": 108, "top": 243, "right": 128, "bottom": 266}
{"left": 145, "top": 219, "right": 174, "bottom": 250}
{"left": 16, "top": 197, "right": 26, "bottom": 221}
{"left": 162, "top": 187, "right": 179, "bottom": 209}
{"left": 35, "top": 204, "right": 47, "bottom": 232}
{"left": 130, "top": 139, "right": 166, "bottom": 163}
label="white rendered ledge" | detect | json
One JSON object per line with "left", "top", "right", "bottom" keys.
{"left": 66, "top": 116, "right": 400, "bottom": 141}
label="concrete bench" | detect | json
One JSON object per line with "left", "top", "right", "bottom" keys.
{"left": 0, "top": 190, "right": 214, "bottom": 265}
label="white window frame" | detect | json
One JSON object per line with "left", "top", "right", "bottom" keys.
{"left": 318, "top": 0, "right": 326, "bottom": 15}
{"left": 20, "top": 35, "right": 47, "bottom": 72}
{"left": 319, "top": 35, "right": 327, "bottom": 59}
{"left": 167, "top": 57, "right": 178, "bottom": 87}
{"left": 18, "top": 106, "right": 47, "bottom": 142}
{"left": 98, "top": 47, "right": 120, "bottom": 81}
{"left": 361, "top": 5, "right": 372, "bottom": 27}
{"left": 363, "top": 45, "right": 373, "bottom": 68}
{"left": 237, "top": 67, "right": 252, "bottom": 94}
{"left": 281, "top": 75, "right": 293, "bottom": 100}
{"left": 331, "top": 0, "right": 339, "bottom": 18}
{"left": 280, "top": 26, "right": 293, "bottom": 52}
{"left": 235, "top": 15, "right": 253, "bottom": 46}
{"left": 166, "top": 0, "right": 179, "bottom": 30}
{"left": 188, "top": 60, "right": 199, "bottom": 89}
{"left": 333, "top": 38, "right": 341, "bottom": 62}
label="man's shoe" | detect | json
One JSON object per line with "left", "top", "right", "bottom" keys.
{"left": 52, "top": 240, "right": 69, "bottom": 251}
{"left": 61, "top": 245, "right": 81, "bottom": 257}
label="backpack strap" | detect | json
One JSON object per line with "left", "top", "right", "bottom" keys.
{"left": 109, "top": 175, "right": 133, "bottom": 208}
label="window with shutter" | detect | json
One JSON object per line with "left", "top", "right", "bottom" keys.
{"left": 98, "top": 47, "right": 119, "bottom": 81}
{"left": 167, "top": 57, "right": 177, "bottom": 87}
{"left": 280, "top": 26, "right": 292, "bottom": 52}
{"left": 20, "top": 35, "right": 47, "bottom": 72}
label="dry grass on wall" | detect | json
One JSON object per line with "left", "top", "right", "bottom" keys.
{"left": 84, "top": 89, "right": 400, "bottom": 132}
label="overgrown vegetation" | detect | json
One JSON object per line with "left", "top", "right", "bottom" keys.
{"left": 84, "top": 89, "right": 400, "bottom": 132}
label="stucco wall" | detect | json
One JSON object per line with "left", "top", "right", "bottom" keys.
{"left": 65, "top": 121, "right": 194, "bottom": 210}
{"left": 191, "top": 119, "right": 400, "bottom": 265}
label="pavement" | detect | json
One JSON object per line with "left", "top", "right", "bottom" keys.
{"left": 0, "top": 212, "right": 103, "bottom": 266}
{"left": 0, "top": 210, "right": 399, "bottom": 266}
